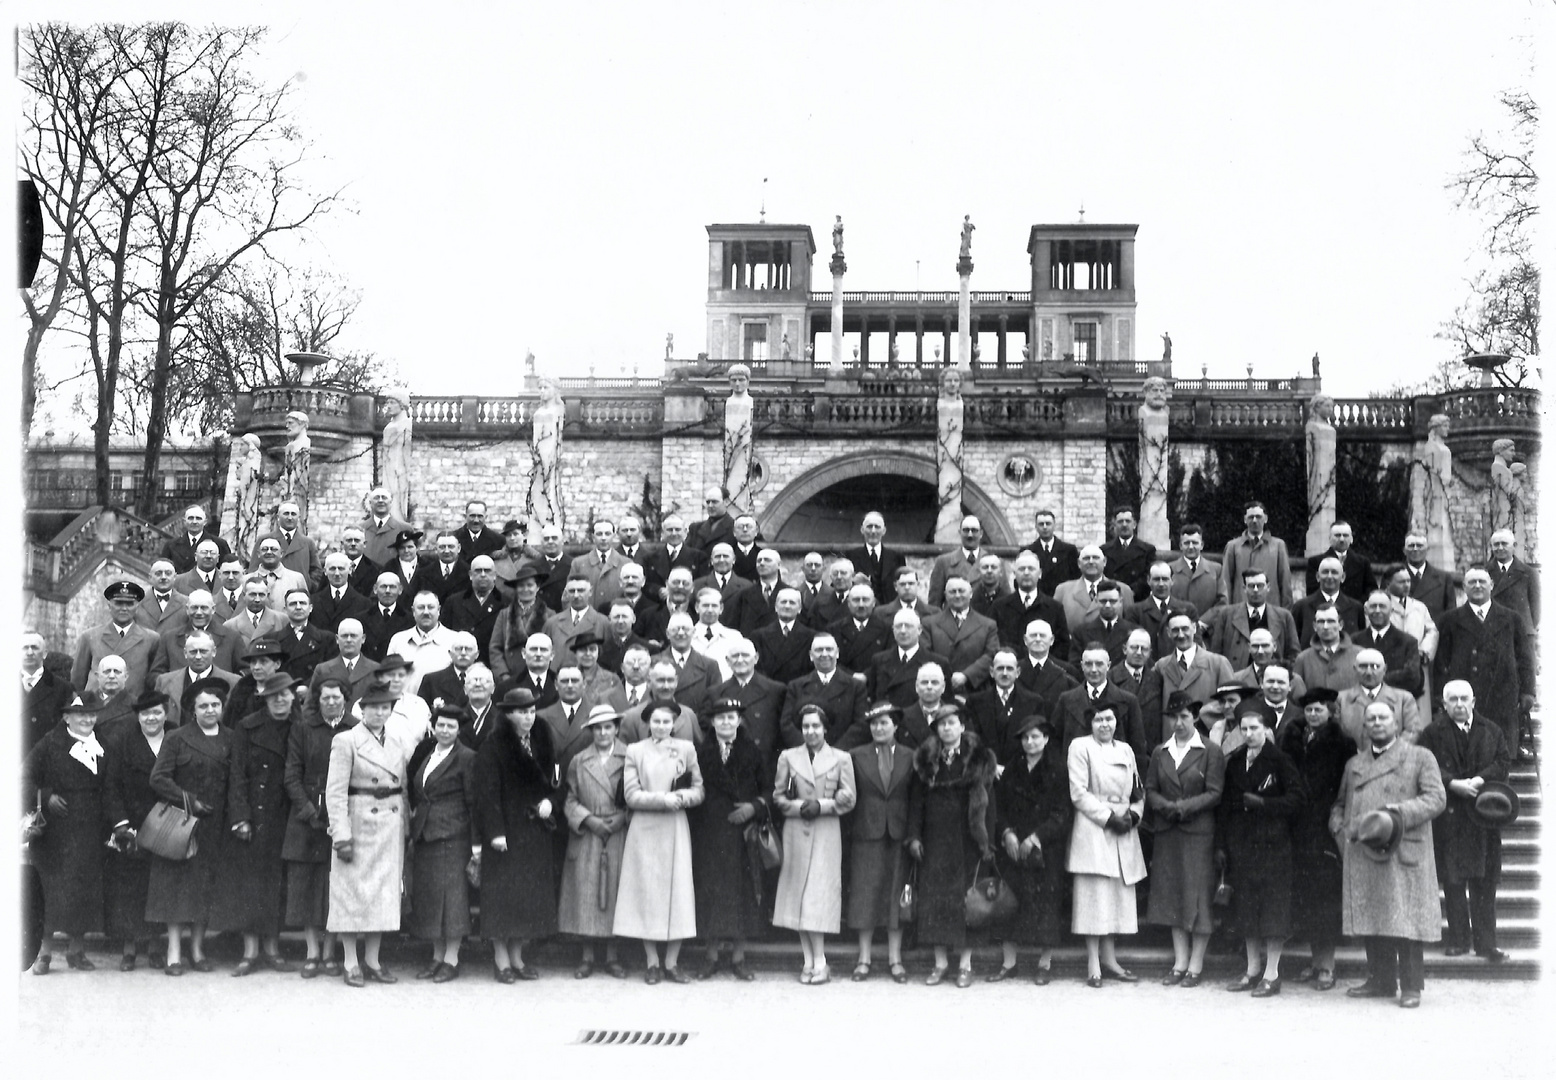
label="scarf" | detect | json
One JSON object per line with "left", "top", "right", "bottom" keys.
{"left": 67, "top": 730, "right": 105, "bottom": 775}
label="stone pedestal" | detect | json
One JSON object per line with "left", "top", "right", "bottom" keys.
{"left": 829, "top": 253, "right": 846, "bottom": 372}
{"left": 935, "top": 387, "right": 965, "bottom": 543}
{"left": 956, "top": 255, "right": 973, "bottom": 370}
{"left": 723, "top": 390, "right": 755, "bottom": 514}
{"left": 1138, "top": 406, "right": 1170, "bottom": 548}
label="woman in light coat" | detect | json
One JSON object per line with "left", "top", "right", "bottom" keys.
{"left": 560, "top": 705, "right": 631, "bottom": 979}
{"left": 772, "top": 703, "right": 856, "bottom": 985}
{"left": 1067, "top": 703, "right": 1147, "bottom": 987}
{"left": 326, "top": 686, "right": 416, "bottom": 987}
{"left": 613, "top": 703, "right": 704, "bottom": 983}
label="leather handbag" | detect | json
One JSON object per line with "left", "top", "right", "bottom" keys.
{"left": 138, "top": 794, "right": 199, "bottom": 861}
{"left": 21, "top": 793, "right": 46, "bottom": 845}
{"left": 743, "top": 818, "right": 783, "bottom": 871}
{"left": 898, "top": 862, "right": 917, "bottom": 923}
{"left": 1213, "top": 868, "right": 1233, "bottom": 907}
{"left": 964, "top": 856, "right": 1018, "bottom": 928}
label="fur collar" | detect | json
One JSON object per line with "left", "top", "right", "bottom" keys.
{"left": 912, "top": 730, "right": 997, "bottom": 787}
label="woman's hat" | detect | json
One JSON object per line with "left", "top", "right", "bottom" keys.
{"left": 242, "top": 638, "right": 283, "bottom": 662}
{"left": 1297, "top": 686, "right": 1340, "bottom": 709}
{"left": 707, "top": 697, "right": 745, "bottom": 718}
{"left": 357, "top": 686, "right": 400, "bottom": 708}
{"left": 1012, "top": 713, "right": 1054, "bottom": 740}
{"left": 61, "top": 697, "right": 102, "bottom": 714}
{"left": 256, "top": 673, "right": 298, "bottom": 698}
{"left": 375, "top": 652, "right": 414, "bottom": 673}
{"left": 570, "top": 631, "right": 605, "bottom": 651}
{"left": 1213, "top": 680, "right": 1258, "bottom": 700}
{"left": 583, "top": 703, "right": 622, "bottom": 729}
{"left": 930, "top": 703, "right": 962, "bottom": 727}
{"left": 132, "top": 689, "right": 170, "bottom": 713}
{"left": 432, "top": 704, "right": 469, "bottom": 723}
{"left": 393, "top": 529, "right": 423, "bottom": 547}
{"left": 185, "top": 676, "right": 231, "bottom": 702}
{"left": 1356, "top": 807, "right": 1405, "bottom": 859}
{"left": 1468, "top": 780, "right": 1520, "bottom": 828}
{"left": 862, "top": 701, "right": 900, "bottom": 725}
{"left": 1164, "top": 690, "right": 1203, "bottom": 716}
{"left": 499, "top": 687, "right": 537, "bottom": 712}
{"left": 505, "top": 564, "right": 540, "bottom": 584}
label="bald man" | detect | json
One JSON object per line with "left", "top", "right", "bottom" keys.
{"left": 443, "top": 553, "right": 508, "bottom": 662}
{"left": 1052, "top": 545, "right": 1135, "bottom": 635}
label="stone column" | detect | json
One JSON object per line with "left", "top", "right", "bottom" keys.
{"left": 723, "top": 364, "right": 755, "bottom": 514}
{"left": 1409, "top": 413, "right": 1456, "bottom": 570}
{"left": 829, "top": 249, "right": 846, "bottom": 373}
{"left": 997, "top": 314, "right": 1009, "bottom": 369}
{"left": 935, "top": 368, "right": 966, "bottom": 543}
{"left": 956, "top": 215, "right": 974, "bottom": 370}
{"left": 1304, "top": 394, "right": 1337, "bottom": 557}
{"left": 915, "top": 314, "right": 924, "bottom": 366}
{"left": 1138, "top": 377, "right": 1171, "bottom": 548}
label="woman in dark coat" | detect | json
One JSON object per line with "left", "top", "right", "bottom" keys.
{"left": 1218, "top": 708, "right": 1306, "bottom": 997}
{"left": 990, "top": 714, "right": 1072, "bottom": 985}
{"left": 24, "top": 698, "right": 109, "bottom": 973}
{"left": 846, "top": 702, "right": 914, "bottom": 983}
{"left": 223, "top": 641, "right": 282, "bottom": 728}
{"left": 905, "top": 705, "right": 998, "bottom": 987}
{"left": 101, "top": 691, "right": 173, "bottom": 970}
{"left": 1277, "top": 686, "right": 1354, "bottom": 990}
{"left": 690, "top": 698, "right": 771, "bottom": 981}
{"left": 282, "top": 677, "right": 357, "bottom": 977}
{"left": 146, "top": 679, "right": 238, "bottom": 975}
{"left": 214, "top": 673, "right": 298, "bottom": 975}
{"left": 408, "top": 705, "right": 479, "bottom": 981}
{"left": 475, "top": 687, "right": 560, "bottom": 981}
{"left": 1144, "top": 692, "right": 1226, "bottom": 988}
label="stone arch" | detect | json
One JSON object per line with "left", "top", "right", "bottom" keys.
{"left": 757, "top": 449, "right": 1017, "bottom": 545}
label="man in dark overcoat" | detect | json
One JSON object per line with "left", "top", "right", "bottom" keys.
{"left": 1432, "top": 565, "right": 1536, "bottom": 758}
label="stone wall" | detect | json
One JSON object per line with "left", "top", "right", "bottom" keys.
{"left": 960, "top": 439, "right": 1068, "bottom": 545}
{"left": 1060, "top": 438, "right": 1108, "bottom": 546}
{"left": 25, "top": 555, "right": 150, "bottom": 655}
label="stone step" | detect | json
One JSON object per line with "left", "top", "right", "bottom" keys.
{"left": 1483, "top": 887, "right": 1541, "bottom": 919}
{"left": 1503, "top": 837, "right": 1541, "bottom": 864}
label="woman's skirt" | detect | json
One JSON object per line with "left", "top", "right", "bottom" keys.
{"left": 1143, "top": 829, "right": 1215, "bottom": 934}
{"left": 999, "top": 854, "right": 1064, "bottom": 947}
{"left": 105, "top": 850, "right": 156, "bottom": 942}
{"left": 407, "top": 838, "right": 472, "bottom": 940}
{"left": 145, "top": 847, "right": 220, "bottom": 925}
{"left": 284, "top": 860, "right": 330, "bottom": 928}
{"left": 846, "top": 836, "right": 905, "bottom": 931}
{"left": 1291, "top": 848, "right": 1343, "bottom": 944}
{"left": 1072, "top": 872, "right": 1138, "bottom": 936}
{"left": 1231, "top": 857, "right": 1292, "bottom": 939}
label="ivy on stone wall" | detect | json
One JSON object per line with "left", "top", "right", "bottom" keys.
{"left": 1105, "top": 442, "right": 1188, "bottom": 544}
{"left": 1335, "top": 443, "right": 1411, "bottom": 561}
{"left": 1180, "top": 441, "right": 1307, "bottom": 552}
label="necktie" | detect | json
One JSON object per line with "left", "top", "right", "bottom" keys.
{"left": 227, "top": 591, "right": 237, "bottom": 608}
{"left": 157, "top": 594, "right": 169, "bottom": 610}
{"left": 1177, "top": 654, "right": 1188, "bottom": 672}
{"left": 1089, "top": 687, "right": 1101, "bottom": 702}
{"left": 720, "top": 740, "right": 731, "bottom": 764}
{"left": 572, "top": 610, "right": 581, "bottom": 626}
{"left": 878, "top": 745, "right": 892, "bottom": 788}
{"left": 781, "top": 623, "right": 790, "bottom": 637}
{"left": 629, "top": 686, "right": 642, "bottom": 704}
{"left": 718, "top": 575, "right": 727, "bottom": 590}
{"left": 704, "top": 626, "right": 715, "bottom": 642}
{"left": 900, "top": 651, "right": 909, "bottom": 664}
{"left": 1476, "top": 607, "right": 1486, "bottom": 622}
{"left": 1088, "top": 583, "right": 1096, "bottom": 601}
{"left": 334, "top": 589, "right": 344, "bottom": 602}
{"left": 251, "top": 612, "right": 261, "bottom": 629}
{"left": 1188, "top": 560, "right": 1197, "bottom": 575}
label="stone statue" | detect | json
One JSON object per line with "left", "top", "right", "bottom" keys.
{"left": 832, "top": 215, "right": 844, "bottom": 259}
{"left": 804, "top": 342, "right": 814, "bottom": 361}
{"left": 1160, "top": 332, "right": 1172, "bottom": 363}
{"left": 380, "top": 388, "right": 414, "bottom": 520}
{"left": 527, "top": 378, "right": 566, "bottom": 531}
{"left": 935, "top": 367, "right": 966, "bottom": 543}
{"left": 225, "top": 433, "right": 265, "bottom": 559}
{"left": 723, "top": 363, "right": 755, "bottom": 514}
{"left": 1021, "top": 343, "right": 1031, "bottom": 361}
{"left": 524, "top": 350, "right": 536, "bottom": 376}
{"left": 890, "top": 339, "right": 900, "bottom": 362}
{"left": 1409, "top": 412, "right": 1455, "bottom": 570}
{"left": 958, "top": 215, "right": 975, "bottom": 260}
{"left": 1508, "top": 462, "right": 1531, "bottom": 558}
{"left": 1490, "top": 438, "right": 1518, "bottom": 536}
{"left": 1311, "top": 352, "right": 1321, "bottom": 379}
{"left": 1138, "top": 377, "right": 1171, "bottom": 547}
{"left": 665, "top": 333, "right": 674, "bottom": 361}
{"left": 1305, "top": 393, "right": 1337, "bottom": 558}
{"left": 281, "top": 410, "right": 312, "bottom": 530}
{"left": 780, "top": 333, "right": 791, "bottom": 360}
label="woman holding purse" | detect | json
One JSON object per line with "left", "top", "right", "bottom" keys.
{"left": 1144, "top": 692, "right": 1226, "bottom": 988}
{"left": 407, "top": 705, "right": 479, "bottom": 982}
{"left": 846, "top": 701, "right": 914, "bottom": 983}
{"left": 101, "top": 691, "right": 172, "bottom": 971}
{"left": 905, "top": 705, "right": 998, "bottom": 988}
{"left": 559, "top": 705, "right": 631, "bottom": 980}
{"left": 773, "top": 703, "right": 856, "bottom": 985}
{"left": 691, "top": 698, "right": 770, "bottom": 981}
{"left": 989, "top": 714, "right": 1072, "bottom": 985}
{"left": 1067, "top": 704, "right": 1147, "bottom": 988}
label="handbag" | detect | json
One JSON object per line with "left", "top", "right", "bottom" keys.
{"left": 964, "top": 855, "right": 1018, "bottom": 928}
{"left": 1213, "top": 868, "right": 1233, "bottom": 907}
{"left": 138, "top": 794, "right": 199, "bottom": 861}
{"left": 898, "top": 861, "right": 918, "bottom": 923}
{"left": 21, "top": 793, "right": 46, "bottom": 845}
{"left": 743, "top": 818, "right": 783, "bottom": 871}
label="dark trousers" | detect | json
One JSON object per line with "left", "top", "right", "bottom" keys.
{"left": 21, "top": 864, "right": 43, "bottom": 970}
{"left": 1363, "top": 935, "right": 1425, "bottom": 992}
{"left": 1442, "top": 877, "right": 1498, "bottom": 953}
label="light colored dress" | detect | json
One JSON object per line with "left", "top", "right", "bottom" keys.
{"left": 1066, "top": 735, "right": 1147, "bottom": 935}
{"left": 612, "top": 738, "right": 704, "bottom": 941}
{"left": 771, "top": 744, "right": 856, "bottom": 933}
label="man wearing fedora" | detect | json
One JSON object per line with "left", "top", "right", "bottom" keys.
{"left": 1329, "top": 699, "right": 1447, "bottom": 1008}
{"left": 1416, "top": 680, "right": 1514, "bottom": 963}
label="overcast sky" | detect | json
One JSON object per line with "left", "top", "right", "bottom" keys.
{"left": 19, "top": 0, "right": 1545, "bottom": 409}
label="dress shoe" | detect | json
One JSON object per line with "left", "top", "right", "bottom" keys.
{"left": 1444, "top": 945, "right": 1470, "bottom": 957}
{"left": 1479, "top": 948, "right": 1510, "bottom": 964}
{"left": 809, "top": 965, "right": 830, "bottom": 986}
{"left": 301, "top": 959, "right": 321, "bottom": 979}
{"left": 851, "top": 963, "right": 872, "bottom": 982}
{"left": 954, "top": 969, "right": 973, "bottom": 989}
{"left": 322, "top": 959, "right": 344, "bottom": 978}
{"left": 190, "top": 958, "right": 214, "bottom": 973}
{"left": 925, "top": 967, "right": 947, "bottom": 986}
{"left": 889, "top": 963, "right": 908, "bottom": 984}
{"left": 433, "top": 963, "right": 459, "bottom": 983}
{"left": 263, "top": 955, "right": 295, "bottom": 973}
{"left": 1102, "top": 966, "right": 1138, "bottom": 983}
{"left": 1161, "top": 969, "right": 1185, "bottom": 987}
{"left": 985, "top": 964, "right": 1019, "bottom": 983}
{"left": 495, "top": 967, "right": 518, "bottom": 984}
{"left": 1295, "top": 965, "right": 1317, "bottom": 982}
{"left": 344, "top": 967, "right": 365, "bottom": 988}
{"left": 1225, "top": 973, "right": 1258, "bottom": 992}
{"left": 1400, "top": 991, "right": 1421, "bottom": 1009}
{"left": 575, "top": 960, "right": 595, "bottom": 980}
{"left": 163, "top": 963, "right": 184, "bottom": 977}
{"left": 799, "top": 966, "right": 814, "bottom": 984}
{"left": 364, "top": 965, "right": 397, "bottom": 984}
{"left": 644, "top": 965, "right": 663, "bottom": 985}
{"left": 514, "top": 964, "right": 539, "bottom": 981}
{"left": 147, "top": 951, "right": 166, "bottom": 970}
{"left": 1346, "top": 980, "right": 1395, "bottom": 998}
{"left": 1086, "top": 975, "right": 1104, "bottom": 989}
{"left": 695, "top": 958, "right": 722, "bottom": 981}
{"left": 1032, "top": 966, "right": 1051, "bottom": 986}
{"left": 1315, "top": 970, "right": 1337, "bottom": 991}
{"left": 30, "top": 954, "right": 51, "bottom": 975}
{"left": 730, "top": 960, "right": 754, "bottom": 982}
{"left": 1180, "top": 972, "right": 1202, "bottom": 989}
{"left": 663, "top": 965, "right": 690, "bottom": 984}
{"left": 120, "top": 954, "right": 137, "bottom": 972}
{"left": 605, "top": 960, "right": 628, "bottom": 979}
{"left": 1251, "top": 978, "right": 1281, "bottom": 998}
{"left": 232, "top": 959, "right": 258, "bottom": 978}
{"left": 65, "top": 951, "right": 95, "bottom": 971}
{"left": 417, "top": 961, "right": 441, "bottom": 980}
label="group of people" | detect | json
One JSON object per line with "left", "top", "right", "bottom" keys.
{"left": 21, "top": 489, "right": 1536, "bottom": 1006}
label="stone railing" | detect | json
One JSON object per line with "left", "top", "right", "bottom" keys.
{"left": 1436, "top": 385, "right": 1541, "bottom": 433}
{"left": 250, "top": 385, "right": 356, "bottom": 419}
{"left": 806, "top": 290, "right": 1033, "bottom": 305}
{"left": 26, "top": 505, "right": 169, "bottom": 596}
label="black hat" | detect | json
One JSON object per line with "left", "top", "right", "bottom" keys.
{"left": 861, "top": 701, "right": 900, "bottom": 725}
{"left": 104, "top": 580, "right": 145, "bottom": 603}
{"left": 242, "top": 638, "right": 283, "bottom": 662}
{"left": 1164, "top": 691, "right": 1203, "bottom": 716}
{"left": 506, "top": 564, "right": 540, "bottom": 584}
{"left": 432, "top": 703, "right": 470, "bottom": 723}
{"left": 571, "top": 631, "right": 605, "bottom": 650}
{"left": 375, "top": 652, "right": 414, "bottom": 673}
{"left": 707, "top": 697, "right": 745, "bottom": 718}
{"left": 500, "top": 687, "right": 537, "bottom": 711}
{"left": 930, "top": 703, "right": 962, "bottom": 727}
{"left": 393, "top": 529, "right": 423, "bottom": 547}
{"left": 256, "top": 673, "right": 298, "bottom": 698}
{"left": 502, "top": 519, "right": 525, "bottom": 536}
{"left": 1468, "top": 780, "right": 1520, "bottom": 828}
{"left": 1297, "top": 686, "right": 1340, "bottom": 709}
{"left": 132, "top": 689, "right": 170, "bottom": 713}
{"left": 186, "top": 676, "right": 231, "bottom": 702}
{"left": 1012, "top": 713, "right": 1055, "bottom": 740}
{"left": 357, "top": 686, "right": 400, "bottom": 708}
{"left": 61, "top": 697, "right": 103, "bottom": 714}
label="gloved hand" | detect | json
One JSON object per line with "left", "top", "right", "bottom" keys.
{"left": 233, "top": 821, "right": 253, "bottom": 842}
{"left": 45, "top": 794, "right": 69, "bottom": 817}
{"left": 189, "top": 797, "right": 212, "bottom": 818}
{"left": 334, "top": 839, "right": 355, "bottom": 863}
{"left": 1214, "top": 849, "right": 1228, "bottom": 873}
{"left": 535, "top": 798, "right": 553, "bottom": 820}
{"left": 1104, "top": 811, "right": 1131, "bottom": 835}
{"left": 727, "top": 802, "right": 757, "bottom": 826}
{"left": 906, "top": 839, "right": 924, "bottom": 862}
{"left": 309, "top": 809, "right": 329, "bottom": 832}
{"left": 800, "top": 799, "right": 821, "bottom": 820}
{"left": 490, "top": 836, "right": 509, "bottom": 853}
{"left": 1003, "top": 832, "right": 1021, "bottom": 862}
{"left": 1243, "top": 792, "right": 1265, "bottom": 810}
{"left": 112, "top": 824, "right": 135, "bottom": 847}
{"left": 585, "top": 816, "right": 612, "bottom": 840}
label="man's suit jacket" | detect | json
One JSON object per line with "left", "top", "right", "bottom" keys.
{"left": 222, "top": 606, "right": 289, "bottom": 655}
{"left": 249, "top": 530, "right": 324, "bottom": 590}
{"left": 524, "top": 554, "right": 573, "bottom": 613}
{"left": 1402, "top": 562, "right": 1455, "bottom": 620}
{"left": 1053, "top": 578, "right": 1135, "bottom": 636}
{"left": 346, "top": 555, "right": 384, "bottom": 598}
{"left": 651, "top": 648, "right": 724, "bottom": 719}
{"left": 964, "top": 683, "right": 1044, "bottom": 764}
{"left": 641, "top": 543, "right": 706, "bottom": 597}
{"left": 1169, "top": 556, "right": 1226, "bottom": 617}
{"left": 1416, "top": 712, "right": 1511, "bottom": 883}
{"left": 872, "top": 597, "right": 939, "bottom": 627}
{"left": 1023, "top": 537, "right": 1081, "bottom": 593}
{"left": 543, "top": 606, "right": 612, "bottom": 669}
{"left": 1353, "top": 624, "right": 1424, "bottom": 697}
{"left": 1292, "top": 591, "right": 1365, "bottom": 646}
{"left": 691, "top": 572, "right": 753, "bottom": 627}
{"left": 455, "top": 527, "right": 505, "bottom": 564}
{"left": 1152, "top": 648, "right": 1235, "bottom": 729}
{"left": 173, "top": 568, "right": 221, "bottom": 598}
{"left": 731, "top": 579, "right": 783, "bottom": 636}
{"left": 262, "top": 623, "right": 338, "bottom": 684}
{"left": 1100, "top": 536, "right": 1157, "bottom": 598}
{"left": 688, "top": 512, "right": 736, "bottom": 554}
{"left": 1069, "top": 614, "right": 1142, "bottom": 667}
{"left": 749, "top": 621, "right": 817, "bottom": 685}
{"left": 927, "top": 547, "right": 987, "bottom": 608}
{"left": 443, "top": 587, "right": 508, "bottom": 663}
{"left": 359, "top": 514, "right": 414, "bottom": 567}
{"left": 506, "top": 666, "right": 559, "bottom": 711}
{"left": 1337, "top": 683, "right": 1424, "bottom": 746}
{"left": 827, "top": 615, "right": 893, "bottom": 676}
{"left": 796, "top": 581, "right": 841, "bottom": 630}
{"left": 779, "top": 669, "right": 864, "bottom": 750}
{"left": 711, "top": 673, "right": 787, "bottom": 756}
{"left": 132, "top": 590, "right": 190, "bottom": 634}
{"left": 730, "top": 542, "right": 762, "bottom": 583}
{"left": 844, "top": 544, "right": 908, "bottom": 604}
{"left": 211, "top": 587, "right": 244, "bottom": 623}
{"left": 23, "top": 667, "right": 74, "bottom": 755}
{"left": 597, "top": 630, "right": 652, "bottom": 676}
{"left": 539, "top": 699, "right": 597, "bottom": 778}
{"left": 866, "top": 645, "right": 950, "bottom": 709}
{"left": 151, "top": 620, "right": 242, "bottom": 679}
{"left": 307, "top": 654, "right": 380, "bottom": 709}
{"left": 161, "top": 529, "right": 232, "bottom": 575}
{"left": 1108, "top": 662, "right": 1166, "bottom": 746}
{"left": 919, "top": 608, "right": 1000, "bottom": 690}
{"left": 412, "top": 559, "right": 471, "bottom": 604}
{"left": 970, "top": 579, "right": 1014, "bottom": 620}
{"left": 1015, "top": 655, "right": 1079, "bottom": 711}
{"left": 1128, "top": 595, "right": 1199, "bottom": 659}
{"left": 309, "top": 585, "right": 374, "bottom": 635}
{"left": 251, "top": 565, "right": 310, "bottom": 611}
{"left": 1053, "top": 682, "right": 1149, "bottom": 772}
{"left": 570, "top": 548, "right": 629, "bottom": 609}
{"left": 1490, "top": 558, "right": 1540, "bottom": 628}
{"left": 990, "top": 589, "right": 1071, "bottom": 657}
{"left": 1304, "top": 546, "right": 1376, "bottom": 603}
{"left": 417, "top": 664, "right": 471, "bottom": 712}
{"left": 1240, "top": 696, "right": 1303, "bottom": 744}
{"left": 154, "top": 666, "right": 240, "bottom": 728}
{"left": 1203, "top": 603, "right": 1301, "bottom": 670}
{"left": 358, "top": 603, "right": 414, "bottom": 662}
